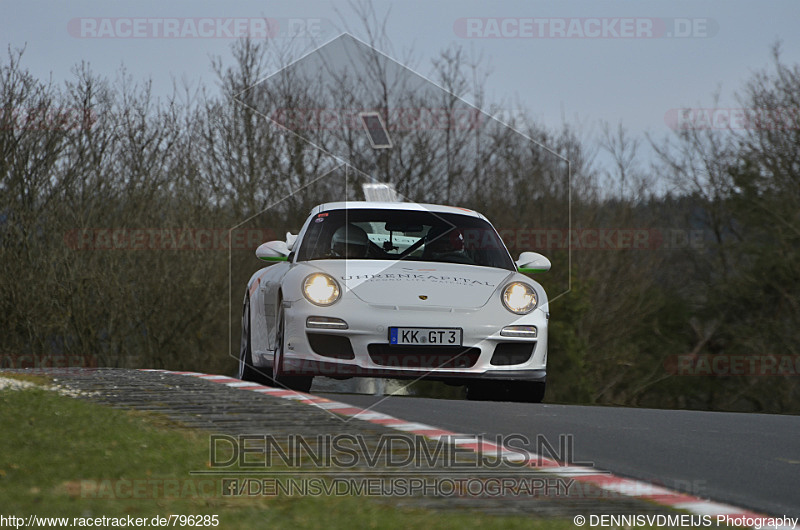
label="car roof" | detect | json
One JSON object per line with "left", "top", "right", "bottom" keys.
{"left": 311, "top": 201, "right": 487, "bottom": 220}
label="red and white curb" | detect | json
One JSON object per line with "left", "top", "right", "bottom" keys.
{"left": 142, "top": 369, "right": 786, "bottom": 527}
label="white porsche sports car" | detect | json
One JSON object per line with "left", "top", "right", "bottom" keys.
{"left": 239, "top": 201, "right": 552, "bottom": 402}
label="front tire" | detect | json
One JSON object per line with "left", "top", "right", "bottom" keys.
{"left": 239, "top": 295, "right": 274, "bottom": 386}
{"left": 272, "top": 303, "right": 313, "bottom": 393}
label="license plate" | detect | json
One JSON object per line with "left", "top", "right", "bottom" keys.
{"left": 389, "top": 327, "right": 462, "bottom": 346}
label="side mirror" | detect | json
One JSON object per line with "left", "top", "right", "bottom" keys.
{"left": 256, "top": 241, "right": 289, "bottom": 262}
{"left": 286, "top": 232, "right": 298, "bottom": 251}
{"left": 516, "top": 252, "right": 551, "bottom": 273}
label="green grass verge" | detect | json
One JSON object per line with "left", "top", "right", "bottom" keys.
{"left": 0, "top": 383, "right": 578, "bottom": 529}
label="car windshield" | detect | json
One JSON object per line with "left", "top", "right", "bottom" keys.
{"left": 296, "top": 208, "right": 515, "bottom": 270}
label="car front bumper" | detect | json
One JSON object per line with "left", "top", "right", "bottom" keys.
{"left": 272, "top": 296, "right": 548, "bottom": 382}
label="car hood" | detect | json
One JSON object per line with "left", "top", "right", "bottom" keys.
{"left": 305, "top": 260, "right": 515, "bottom": 308}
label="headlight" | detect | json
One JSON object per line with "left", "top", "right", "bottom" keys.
{"left": 502, "top": 282, "right": 537, "bottom": 314}
{"left": 303, "top": 273, "right": 341, "bottom": 306}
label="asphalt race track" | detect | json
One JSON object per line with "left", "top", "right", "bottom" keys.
{"left": 320, "top": 393, "right": 800, "bottom": 518}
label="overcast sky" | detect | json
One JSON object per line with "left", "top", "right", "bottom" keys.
{"left": 3, "top": 0, "right": 799, "bottom": 169}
